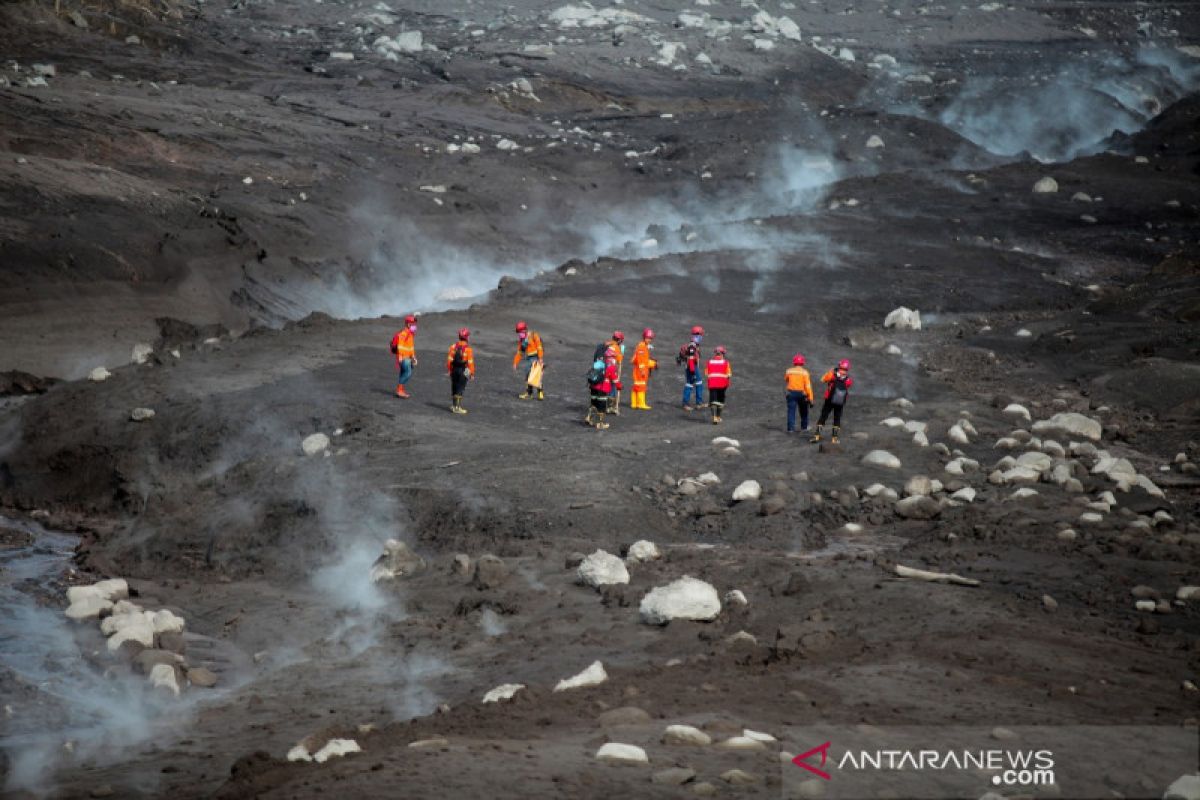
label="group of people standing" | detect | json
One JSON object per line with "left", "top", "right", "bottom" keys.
{"left": 389, "top": 317, "right": 853, "bottom": 442}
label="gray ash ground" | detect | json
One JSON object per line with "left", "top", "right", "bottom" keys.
{"left": 1, "top": 0, "right": 1199, "bottom": 797}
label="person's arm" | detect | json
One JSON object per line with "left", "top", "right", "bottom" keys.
{"left": 535, "top": 333, "right": 544, "bottom": 363}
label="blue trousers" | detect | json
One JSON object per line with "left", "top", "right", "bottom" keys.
{"left": 397, "top": 358, "right": 413, "bottom": 387}
{"left": 682, "top": 368, "right": 704, "bottom": 406}
{"left": 787, "top": 391, "right": 810, "bottom": 431}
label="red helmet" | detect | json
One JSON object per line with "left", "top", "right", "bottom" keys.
{"left": 691, "top": 325, "right": 705, "bottom": 336}
{"left": 715, "top": 345, "right": 727, "bottom": 355}
{"left": 838, "top": 359, "right": 851, "bottom": 370}
{"left": 458, "top": 328, "right": 471, "bottom": 340}
{"left": 793, "top": 353, "right": 805, "bottom": 366}
{"left": 612, "top": 330, "right": 625, "bottom": 342}
{"left": 515, "top": 321, "right": 528, "bottom": 332}
{"left": 404, "top": 314, "right": 417, "bottom": 325}
{"left": 643, "top": 328, "right": 654, "bottom": 339}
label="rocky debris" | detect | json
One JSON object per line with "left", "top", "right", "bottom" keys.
{"left": 724, "top": 589, "right": 748, "bottom": 606}
{"left": 1032, "top": 412, "right": 1102, "bottom": 442}
{"left": 904, "top": 476, "right": 933, "bottom": 497}
{"left": 131, "top": 343, "right": 154, "bottom": 365}
{"left": 948, "top": 423, "right": 971, "bottom": 445}
{"left": 880, "top": 417, "right": 906, "bottom": 429}
{"left": 187, "top": 667, "right": 218, "bottom": 688}
{"left": 895, "top": 564, "right": 979, "bottom": 587}
{"left": 1032, "top": 176, "right": 1059, "bottom": 193}
{"left": 301, "top": 433, "right": 330, "bottom": 456}
{"left": 865, "top": 483, "right": 899, "bottom": 500}
{"left": 862, "top": 451, "right": 902, "bottom": 469}
{"left": 1164, "top": 774, "right": 1200, "bottom": 800}
{"left": 1003, "top": 404, "right": 1032, "bottom": 422}
{"left": 130, "top": 407, "right": 156, "bottom": 422}
{"left": 88, "top": 367, "right": 112, "bottom": 382}
{"left": 652, "top": 767, "right": 697, "bottom": 785}
{"left": 0, "top": 370, "right": 58, "bottom": 395}
{"left": 370, "top": 539, "right": 426, "bottom": 582}
{"left": 287, "top": 738, "right": 361, "bottom": 763}
{"left": 663, "top": 724, "right": 711, "bottom": 746}
{"left": 721, "top": 768, "right": 759, "bottom": 785}
{"left": 472, "top": 554, "right": 508, "bottom": 589}
{"left": 951, "top": 487, "right": 976, "bottom": 503}
{"left": 482, "top": 683, "right": 525, "bottom": 703}
{"left": 149, "top": 663, "right": 181, "bottom": 696}
{"left": 554, "top": 660, "right": 607, "bottom": 692}
{"left": 1041, "top": 595, "right": 1058, "bottom": 612}
{"left": 374, "top": 31, "right": 423, "bottom": 59}
{"left": 577, "top": 550, "right": 630, "bottom": 587}
{"left": 743, "top": 729, "right": 776, "bottom": 742}
{"left": 894, "top": 495, "right": 941, "bottom": 520}
{"left": 732, "top": 480, "right": 761, "bottom": 502}
{"left": 595, "top": 742, "right": 648, "bottom": 765}
{"left": 867, "top": 135, "right": 885, "bottom": 149}
{"left": 1177, "top": 587, "right": 1200, "bottom": 601}
{"left": 65, "top": 595, "right": 112, "bottom": 620}
{"left": 626, "top": 540, "right": 661, "bottom": 562}
{"left": 640, "top": 576, "right": 721, "bottom": 625}
{"left": 883, "top": 307, "right": 922, "bottom": 331}
{"left": 696, "top": 472, "right": 721, "bottom": 485}
{"left": 717, "top": 736, "right": 767, "bottom": 751}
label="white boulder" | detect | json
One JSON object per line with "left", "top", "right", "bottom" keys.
{"left": 131, "top": 343, "right": 154, "bottom": 365}
{"left": 577, "top": 550, "right": 630, "bottom": 587}
{"left": 1032, "top": 176, "right": 1059, "bottom": 193}
{"left": 315, "top": 739, "right": 361, "bottom": 762}
{"left": 732, "top": 480, "right": 761, "bottom": 502}
{"left": 1003, "top": 404, "right": 1032, "bottom": 422}
{"left": 554, "top": 660, "right": 608, "bottom": 692}
{"left": 883, "top": 307, "right": 922, "bottom": 331}
{"left": 1032, "top": 412, "right": 1102, "bottom": 442}
{"left": 148, "top": 663, "right": 180, "bottom": 696}
{"left": 861, "top": 450, "right": 901, "bottom": 469}
{"left": 301, "top": 433, "right": 330, "bottom": 456}
{"left": 640, "top": 576, "right": 721, "bottom": 625}
{"left": 482, "top": 683, "right": 526, "bottom": 703}
{"left": 663, "top": 724, "right": 712, "bottom": 746}
{"left": 626, "top": 540, "right": 661, "bottom": 563}
{"left": 64, "top": 596, "right": 112, "bottom": 621}
{"left": 596, "top": 742, "right": 648, "bottom": 765}
{"left": 88, "top": 367, "right": 111, "bottom": 382}
{"left": 130, "top": 407, "right": 155, "bottom": 422}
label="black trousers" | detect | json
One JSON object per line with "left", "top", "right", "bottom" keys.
{"left": 709, "top": 387, "right": 727, "bottom": 406}
{"left": 817, "top": 398, "right": 844, "bottom": 426}
{"left": 451, "top": 370, "right": 470, "bottom": 397}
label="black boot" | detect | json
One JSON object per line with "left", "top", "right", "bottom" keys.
{"left": 831, "top": 425, "right": 841, "bottom": 443}
{"left": 810, "top": 424, "right": 823, "bottom": 443}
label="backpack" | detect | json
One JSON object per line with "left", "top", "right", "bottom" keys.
{"left": 676, "top": 342, "right": 696, "bottom": 366}
{"left": 830, "top": 377, "right": 849, "bottom": 406}
{"left": 592, "top": 342, "right": 609, "bottom": 362}
{"left": 451, "top": 343, "right": 468, "bottom": 370}
{"left": 586, "top": 359, "right": 606, "bottom": 388}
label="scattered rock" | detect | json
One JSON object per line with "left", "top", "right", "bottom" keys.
{"left": 482, "top": 683, "right": 525, "bottom": 703}
{"left": 1164, "top": 774, "right": 1200, "bottom": 800}
{"left": 88, "top": 367, "right": 111, "bottom": 382}
{"left": 866, "top": 134, "right": 885, "bottom": 149}
{"left": 653, "top": 767, "right": 697, "bottom": 785}
{"left": 187, "top": 667, "right": 218, "bottom": 688}
{"left": 315, "top": 739, "right": 361, "bottom": 762}
{"left": 894, "top": 564, "right": 979, "bottom": 587}
{"left": 640, "top": 576, "right": 721, "bottom": 625}
{"left": 894, "top": 495, "right": 941, "bottom": 520}
{"left": 370, "top": 539, "right": 426, "bottom": 582}
{"left": 861, "top": 450, "right": 902, "bottom": 469}
{"left": 597, "top": 706, "right": 650, "bottom": 726}
{"left": 1042, "top": 595, "right": 1058, "bottom": 612}
{"left": 1003, "top": 404, "right": 1032, "bottom": 422}
{"left": 472, "top": 554, "right": 508, "bottom": 589}
{"left": 130, "top": 407, "right": 156, "bottom": 422}
{"left": 131, "top": 343, "right": 154, "bottom": 365}
{"left": 720, "top": 768, "right": 758, "bottom": 784}
{"left": 1176, "top": 586, "right": 1200, "bottom": 602}
{"left": 554, "top": 660, "right": 607, "bottom": 692}
{"left": 732, "top": 480, "right": 761, "bottom": 502}
{"left": 883, "top": 307, "right": 921, "bottom": 331}
{"left": 1032, "top": 176, "right": 1059, "bottom": 193}
{"left": 717, "top": 736, "right": 767, "bottom": 751}
{"left": 904, "top": 476, "right": 933, "bottom": 497}
{"left": 148, "top": 663, "right": 181, "bottom": 696}
{"left": 595, "top": 742, "right": 648, "bottom": 765}
{"left": 626, "top": 540, "right": 661, "bottom": 562}
{"left": 1032, "top": 412, "right": 1102, "bottom": 442}
{"left": 663, "top": 724, "right": 712, "bottom": 746}
{"left": 577, "top": 550, "right": 630, "bottom": 587}
{"left": 301, "top": 433, "right": 330, "bottom": 456}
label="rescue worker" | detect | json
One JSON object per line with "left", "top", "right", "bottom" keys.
{"left": 811, "top": 359, "right": 853, "bottom": 444}
{"left": 605, "top": 330, "right": 626, "bottom": 414}
{"left": 586, "top": 347, "right": 620, "bottom": 430}
{"left": 677, "top": 325, "right": 706, "bottom": 410}
{"left": 512, "top": 321, "right": 545, "bottom": 401}
{"left": 704, "top": 346, "right": 731, "bottom": 424}
{"left": 389, "top": 314, "right": 418, "bottom": 398}
{"left": 446, "top": 328, "right": 475, "bottom": 415}
{"left": 629, "top": 328, "right": 657, "bottom": 410}
{"left": 785, "top": 354, "right": 814, "bottom": 433}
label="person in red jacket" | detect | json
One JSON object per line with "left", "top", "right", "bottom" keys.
{"left": 703, "top": 346, "right": 732, "bottom": 424}
{"left": 389, "top": 314, "right": 418, "bottom": 398}
{"left": 512, "top": 321, "right": 545, "bottom": 401}
{"left": 811, "top": 359, "right": 853, "bottom": 444}
{"left": 586, "top": 347, "right": 621, "bottom": 430}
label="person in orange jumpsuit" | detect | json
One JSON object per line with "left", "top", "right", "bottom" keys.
{"left": 512, "top": 321, "right": 545, "bottom": 400}
{"left": 389, "top": 314, "right": 418, "bottom": 398}
{"left": 785, "top": 354, "right": 814, "bottom": 432}
{"left": 604, "top": 330, "right": 626, "bottom": 414}
{"left": 703, "top": 346, "right": 732, "bottom": 424}
{"left": 629, "top": 328, "right": 657, "bottom": 410}
{"left": 446, "top": 328, "right": 475, "bottom": 414}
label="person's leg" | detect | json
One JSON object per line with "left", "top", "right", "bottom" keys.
{"left": 682, "top": 370, "right": 693, "bottom": 408}
{"left": 694, "top": 374, "right": 706, "bottom": 407}
{"left": 787, "top": 391, "right": 798, "bottom": 431}
{"left": 800, "top": 400, "right": 810, "bottom": 431}
{"left": 812, "top": 398, "right": 833, "bottom": 441}
{"left": 831, "top": 403, "right": 843, "bottom": 441}
{"left": 397, "top": 358, "right": 412, "bottom": 392}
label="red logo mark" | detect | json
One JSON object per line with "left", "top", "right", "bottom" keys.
{"left": 792, "top": 741, "right": 833, "bottom": 780}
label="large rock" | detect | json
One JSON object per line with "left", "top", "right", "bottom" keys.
{"left": 1164, "top": 774, "right": 1200, "bottom": 800}
{"left": 88, "top": 366, "right": 111, "bottom": 382}
{"left": 64, "top": 596, "right": 112, "bottom": 621}
{"left": 108, "top": 616, "right": 155, "bottom": 652}
{"left": 131, "top": 343, "right": 154, "bottom": 365}
{"left": 301, "top": 433, "right": 330, "bottom": 456}
{"left": 187, "top": 667, "right": 218, "bottom": 688}
{"left": 862, "top": 450, "right": 901, "bottom": 469}
{"left": 1032, "top": 176, "right": 1059, "bottom": 193}
{"left": 314, "top": 739, "right": 361, "bottom": 762}
{"left": 640, "top": 576, "right": 721, "bottom": 625}
{"left": 663, "top": 724, "right": 712, "bottom": 746}
{"left": 482, "top": 683, "right": 525, "bottom": 703}
{"left": 595, "top": 742, "right": 648, "bottom": 765}
{"left": 626, "top": 540, "right": 661, "bottom": 562}
{"left": 1032, "top": 412, "right": 1101, "bottom": 442}
{"left": 1015, "top": 451, "right": 1054, "bottom": 473}
{"left": 151, "top": 609, "right": 185, "bottom": 635}
{"left": 576, "top": 550, "right": 630, "bottom": 587}
{"left": 1003, "top": 404, "right": 1032, "bottom": 422}
{"left": 134, "top": 649, "right": 183, "bottom": 675}
{"left": 904, "top": 476, "right": 933, "bottom": 496}
{"left": 883, "top": 307, "right": 922, "bottom": 331}
{"left": 472, "top": 554, "right": 508, "bottom": 589}
{"left": 148, "top": 663, "right": 181, "bottom": 696}
{"left": 370, "top": 539, "right": 426, "bottom": 582}
{"left": 554, "top": 660, "right": 608, "bottom": 692}
{"left": 732, "top": 480, "right": 761, "bottom": 502}
{"left": 894, "top": 495, "right": 941, "bottom": 520}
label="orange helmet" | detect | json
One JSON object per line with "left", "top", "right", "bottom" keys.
{"left": 404, "top": 314, "right": 417, "bottom": 325}
{"left": 793, "top": 353, "right": 805, "bottom": 366}
{"left": 612, "top": 330, "right": 625, "bottom": 343}
{"left": 691, "top": 325, "right": 705, "bottom": 336}
{"left": 458, "top": 328, "right": 471, "bottom": 340}
{"left": 515, "top": 321, "right": 528, "bottom": 332}
{"left": 643, "top": 328, "right": 654, "bottom": 339}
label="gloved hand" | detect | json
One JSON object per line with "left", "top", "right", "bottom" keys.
{"left": 615, "top": 381, "right": 623, "bottom": 391}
